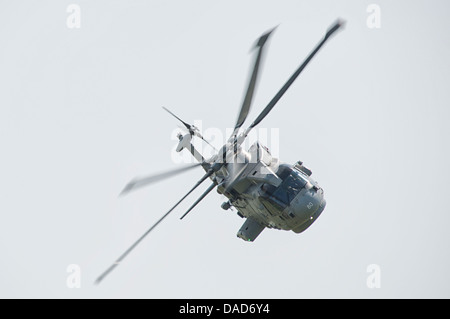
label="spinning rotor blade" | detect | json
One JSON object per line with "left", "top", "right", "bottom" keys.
{"left": 244, "top": 19, "right": 345, "bottom": 136}
{"left": 232, "top": 26, "right": 276, "bottom": 137}
{"left": 95, "top": 169, "right": 215, "bottom": 284}
{"left": 180, "top": 182, "right": 217, "bottom": 220}
{"left": 120, "top": 163, "right": 203, "bottom": 196}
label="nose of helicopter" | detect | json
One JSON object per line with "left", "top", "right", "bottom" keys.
{"left": 291, "top": 186, "right": 326, "bottom": 224}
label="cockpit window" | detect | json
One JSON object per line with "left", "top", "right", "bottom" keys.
{"left": 260, "top": 165, "right": 308, "bottom": 207}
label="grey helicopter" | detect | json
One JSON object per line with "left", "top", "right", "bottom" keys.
{"left": 96, "top": 19, "right": 344, "bottom": 284}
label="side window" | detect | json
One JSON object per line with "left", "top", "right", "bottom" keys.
{"left": 260, "top": 165, "right": 307, "bottom": 206}
{"left": 274, "top": 172, "right": 307, "bottom": 204}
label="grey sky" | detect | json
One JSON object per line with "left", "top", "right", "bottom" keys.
{"left": 0, "top": 0, "right": 449, "bottom": 298}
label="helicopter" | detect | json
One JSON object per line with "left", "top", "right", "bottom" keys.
{"left": 95, "top": 19, "right": 344, "bottom": 284}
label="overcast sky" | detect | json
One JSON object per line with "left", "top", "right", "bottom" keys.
{"left": 0, "top": 0, "right": 449, "bottom": 298}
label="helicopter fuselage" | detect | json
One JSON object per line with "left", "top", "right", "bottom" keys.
{"left": 95, "top": 20, "right": 342, "bottom": 284}
{"left": 184, "top": 136, "right": 326, "bottom": 241}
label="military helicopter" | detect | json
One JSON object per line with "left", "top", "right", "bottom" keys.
{"left": 96, "top": 19, "right": 344, "bottom": 284}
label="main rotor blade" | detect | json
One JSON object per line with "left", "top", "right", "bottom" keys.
{"left": 245, "top": 19, "right": 345, "bottom": 133}
{"left": 231, "top": 26, "right": 276, "bottom": 138}
{"left": 95, "top": 170, "right": 214, "bottom": 284}
{"left": 120, "top": 163, "right": 203, "bottom": 196}
{"left": 179, "top": 182, "right": 216, "bottom": 220}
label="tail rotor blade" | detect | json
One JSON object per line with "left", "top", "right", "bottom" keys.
{"left": 162, "top": 106, "right": 191, "bottom": 131}
{"left": 163, "top": 106, "right": 216, "bottom": 150}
